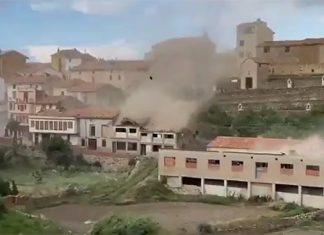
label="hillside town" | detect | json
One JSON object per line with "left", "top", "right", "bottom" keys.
{"left": 3, "top": 14, "right": 324, "bottom": 235}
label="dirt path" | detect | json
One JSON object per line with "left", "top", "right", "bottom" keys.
{"left": 36, "top": 202, "right": 277, "bottom": 234}
{"left": 266, "top": 229, "right": 324, "bottom": 235}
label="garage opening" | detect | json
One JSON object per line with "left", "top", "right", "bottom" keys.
{"left": 302, "top": 186, "right": 324, "bottom": 196}
{"left": 245, "top": 77, "right": 253, "bottom": 89}
{"left": 276, "top": 184, "right": 298, "bottom": 193}
{"left": 228, "top": 180, "right": 247, "bottom": 188}
{"left": 205, "top": 179, "right": 224, "bottom": 186}
{"left": 182, "top": 177, "right": 201, "bottom": 186}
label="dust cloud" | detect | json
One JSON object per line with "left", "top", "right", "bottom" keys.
{"left": 119, "top": 35, "right": 234, "bottom": 131}
{"left": 282, "top": 135, "right": 324, "bottom": 160}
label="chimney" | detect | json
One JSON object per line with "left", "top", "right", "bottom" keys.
{"left": 57, "top": 48, "right": 60, "bottom": 53}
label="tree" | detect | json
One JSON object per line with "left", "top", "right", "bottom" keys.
{"left": 5, "top": 120, "right": 20, "bottom": 146}
{"left": 41, "top": 136, "right": 73, "bottom": 170}
{"left": 0, "top": 178, "right": 11, "bottom": 196}
{"left": 11, "top": 180, "right": 19, "bottom": 195}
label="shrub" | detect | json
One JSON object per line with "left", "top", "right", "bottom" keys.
{"left": 128, "top": 158, "right": 137, "bottom": 167}
{"left": 11, "top": 180, "right": 19, "bottom": 195}
{"left": 91, "top": 216, "right": 160, "bottom": 235}
{"left": 198, "top": 223, "right": 214, "bottom": 235}
{"left": 0, "top": 178, "right": 11, "bottom": 196}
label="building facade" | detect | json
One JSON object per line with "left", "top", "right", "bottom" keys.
{"left": 69, "top": 60, "right": 150, "bottom": 91}
{"left": 28, "top": 107, "right": 119, "bottom": 151}
{"left": 111, "top": 125, "right": 178, "bottom": 156}
{"left": 236, "top": 19, "right": 274, "bottom": 66}
{"left": 51, "top": 48, "right": 96, "bottom": 74}
{"left": 159, "top": 148, "right": 324, "bottom": 209}
{"left": 0, "top": 50, "right": 28, "bottom": 78}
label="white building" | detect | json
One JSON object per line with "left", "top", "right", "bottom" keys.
{"left": 28, "top": 107, "right": 119, "bottom": 150}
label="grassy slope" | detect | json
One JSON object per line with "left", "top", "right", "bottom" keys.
{"left": 0, "top": 211, "right": 63, "bottom": 235}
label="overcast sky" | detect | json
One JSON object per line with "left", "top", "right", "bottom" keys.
{"left": 1, "top": 0, "right": 324, "bottom": 62}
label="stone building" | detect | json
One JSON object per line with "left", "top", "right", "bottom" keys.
{"left": 236, "top": 19, "right": 274, "bottom": 67}
{"left": 0, "top": 50, "right": 28, "bottom": 78}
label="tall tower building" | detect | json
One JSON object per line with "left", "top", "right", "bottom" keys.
{"left": 236, "top": 18, "right": 274, "bottom": 66}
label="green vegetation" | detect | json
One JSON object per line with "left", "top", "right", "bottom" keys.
{"left": 196, "top": 104, "right": 324, "bottom": 139}
{"left": 91, "top": 216, "right": 160, "bottom": 235}
{"left": 0, "top": 210, "right": 63, "bottom": 235}
{"left": 270, "top": 202, "right": 315, "bottom": 217}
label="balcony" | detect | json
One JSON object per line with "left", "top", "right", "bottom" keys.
{"left": 306, "top": 169, "right": 320, "bottom": 177}
{"left": 280, "top": 168, "right": 293, "bottom": 175}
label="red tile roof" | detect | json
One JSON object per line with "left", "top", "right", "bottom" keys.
{"left": 68, "top": 83, "right": 120, "bottom": 93}
{"left": 7, "top": 74, "right": 61, "bottom": 85}
{"left": 65, "top": 107, "right": 119, "bottom": 119}
{"left": 54, "top": 79, "right": 85, "bottom": 88}
{"left": 207, "top": 136, "right": 301, "bottom": 151}
{"left": 71, "top": 60, "right": 150, "bottom": 71}
{"left": 17, "top": 63, "right": 55, "bottom": 74}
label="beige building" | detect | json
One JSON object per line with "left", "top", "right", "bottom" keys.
{"left": 239, "top": 58, "right": 270, "bottom": 89}
{"left": 51, "top": 48, "right": 96, "bottom": 74}
{"left": 0, "top": 50, "right": 28, "bottom": 79}
{"left": 237, "top": 19, "right": 274, "bottom": 66}
{"left": 69, "top": 60, "right": 150, "bottom": 91}
{"left": 159, "top": 136, "right": 324, "bottom": 209}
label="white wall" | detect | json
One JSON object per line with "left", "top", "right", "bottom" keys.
{"left": 64, "top": 58, "right": 82, "bottom": 71}
{"left": 302, "top": 194, "right": 324, "bottom": 209}
{"left": 29, "top": 117, "right": 78, "bottom": 134}
{"left": 276, "top": 192, "right": 299, "bottom": 204}
{"left": 251, "top": 183, "right": 272, "bottom": 197}
{"left": 204, "top": 184, "right": 226, "bottom": 197}
{"left": 228, "top": 186, "right": 248, "bottom": 198}
{"left": 240, "top": 58, "right": 258, "bottom": 89}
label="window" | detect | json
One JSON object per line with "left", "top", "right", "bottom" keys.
{"left": 13, "top": 84, "right": 16, "bottom": 89}
{"left": 256, "top": 162, "right": 268, "bottom": 168}
{"left": 116, "top": 127, "right": 126, "bottom": 133}
{"left": 152, "top": 145, "right": 161, "bottom": 152}
{"left": 36, "top": 121, "right": 39, "bottom": 130}
{"left": 45, "top": 121, "right": 48, "bottom": 130}
{"left": 264, "top": 46, "right": 270, "bottom": 53}
{"left": 239, "top": 40, "right": 244, "bottom": 46}
{"left": 68, "top": 122, "right": 73, "bottom": 129}
{"left": 280, "top": 164, "right": 294, "bottom": 175}
{"left": 90, "top": 125, "right": 96, "bottom": 136}
{"left": 128, "top": 142, "right": 137, "bottom": 151}
{"left": 81, "top": 139, "right": 86, "bottom": 146}
{"left": 117, "top": 141, "right": 126, "bottom": 150}
{"left": 12, "top": 91, "right": 16, "bottom": 99}
{"left": 186, "top": 158, "right": 197, "bottom": 168}
{"left": 59, "top": 121, "right": 63, "bottom": 130}
{"left": 102, "top": 139, "right": 106, "bottom": 147}
{"left": 285, "top": 46, "right": 290, "bottom": 53}
{"left": 208, "top": 159, "right": 220, "bottom": 169}
{"left": 164, "top": 157, "right": 175, "bottom": 167}
{"left": 54, "top": 121, "right": 58, "bottom": 130}
{"left": 231, "top": 161, "right": 244, "bottom": 171}
{"left": 153, "top": 133, "right": 158, "bottom": 138}
{"left": 40, "top": 121, "right": 44, "bottom": 130}
{"left": 31, "top": 120, "right": 35, "bottom": 128}
{"left": 49, "top": 121, "right": 53, "bottom": 130}
{"left": 164, "top": 134, "right": 174, "bottom": 139}
{"left": 306, "top": 165, "right": 320, "bottom": 176}
{"left": 63, "top": 122, "right": 67, "bottom": 130}
{"left": 129, "top": 128, "right": 137, "bottom": 134}
{"left": 312, "top": 69, "right": 315, "bottom": 73}
{"left": 141, "top": 133, "right": 148, "bottom": 137}
{"left": 61, "top": 91, "right": 65, "bottom": 95}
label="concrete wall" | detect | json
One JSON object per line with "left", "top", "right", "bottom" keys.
{"left": 276, "top": 192, "right": 299, "bottom": 204}
{"left": 204, "top": 184, "right": 226, "bottom": 197}
{"left": 227, "top": 186, "right": 248, "bottom": 198}
{"left": 302, "top": 194, "right": 324, "bottom": 209}
{"left": 251, "top": 182, "right": 272, "bottom": 197}
{"left": 166, "top": 176, "right": 182, "bottom": 188}
{"left": 64, "top": 58, "right": 82, "bottom": 71}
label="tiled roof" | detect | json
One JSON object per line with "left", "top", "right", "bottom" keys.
{"left": 54, "top": 79, "right": 85, "bottom": 88}
{"left": 35, "top": 106, "right": 119, "bottom": 119}
{"left": 71, "top": 60, "right": 150, "bottom": 71}
{"left": 153, "top": 36, "right": 213, "bottom": 48}
{"left": 17, "top": 63, "right": 55, "bottom": 74}
{"left": 7, "top": 74, "right": 61, "bottom": 85}
{"left": 258, "top": 38, "right": 324, "bottom": 47}
{"left": 65, "top": 106, "right": 119, "bottom": 119}
{"left": 68, "top": 83, "right": 119, "bottom": 93}
{"left": 207, "top": 136, "right": 301, "bottom": 151}
{"left": 0, "top": 50, "right": 28, "bottom": 58}
{"left": 51, "top": 49, "right": 96, "bottom": 60}
{"left": 37, "top": 95, "right": 78, "bottom": 104}
{"left": 246, "top": 57, "right": 299, "bottom": 65}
